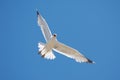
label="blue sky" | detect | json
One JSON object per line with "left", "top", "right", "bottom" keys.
{"left": 0, "top": 0, "right": 120, "bottom": 80}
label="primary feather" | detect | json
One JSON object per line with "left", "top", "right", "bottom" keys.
{"left": 37, "top": 11, "right": 52, "bottom": 42}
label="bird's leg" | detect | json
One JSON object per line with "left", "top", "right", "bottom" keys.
{"left": 38, "top": 47, "right": 49, "bottom": 58}
{"left": 38, "top": 50, "right": 41, "bottom": 55}
{"left": 41, "top": 54, "right": 45, "bottom": 58}
{"left": 38, "top": 46, "right": 46, "bottom": 55}
{"left": 41, "top": 50, "right": 50, "bottom": 58}
{"left": 38, "top": 49, "right": 45, "bottom": 57}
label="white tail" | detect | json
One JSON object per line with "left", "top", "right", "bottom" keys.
{"left": 38, "top": 42, "right": 56, "bottom": 60}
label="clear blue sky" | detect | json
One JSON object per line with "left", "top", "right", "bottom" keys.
{"left": 0, "top": 0, "right": 120, "bottom": 80}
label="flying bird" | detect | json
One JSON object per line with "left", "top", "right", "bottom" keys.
{"left": 37, "top": 10, "right": 94, "bottom": 63}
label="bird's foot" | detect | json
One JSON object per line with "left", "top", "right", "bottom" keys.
{"left": 41, "top": 54, "right": 45, "bottom": 58}
{"left": 38, "top": 51, "right": 42, "bottom": 55}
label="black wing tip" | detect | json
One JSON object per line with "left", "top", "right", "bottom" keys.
{"left": 36, "top": 8, "right": 40, "bottom": 16}
{"left": 36, "top": 10, "right": 39, "bottom": 16}
{"left": 87, "top": 58, "right": 95, "bottom": 64}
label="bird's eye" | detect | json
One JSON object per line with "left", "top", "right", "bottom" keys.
{"left": 53, "top": 34, "right": 57, "bottom": 37}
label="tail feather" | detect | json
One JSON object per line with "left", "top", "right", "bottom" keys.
{"left": 38, "top": 42, "right": 56, "bottom": 60}
{"left": 44, "top": 51, "right": 56, "bottom": 60}
{"left": 38, "top": 42, "right": 45, "bottom": 52}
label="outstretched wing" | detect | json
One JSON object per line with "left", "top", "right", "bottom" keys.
{"left": 37, "top": 11, "right": 52, "bottom": 42}
{"left": 53, "top": 41, "right": 94, "bottom": 63}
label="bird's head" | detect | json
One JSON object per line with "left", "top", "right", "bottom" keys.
{"left": 53, "top": 34, "right": 57, "bottom": 37}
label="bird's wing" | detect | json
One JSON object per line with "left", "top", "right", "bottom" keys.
{"left": 37, "top": 11, "right": 52, "bottom": 42}
{"left": 53, "top": 41, "right": 93, "bottom": 63}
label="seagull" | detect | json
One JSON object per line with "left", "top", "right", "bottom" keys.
{"left": 37, "top": 10, "right": 94, "bottom": 63}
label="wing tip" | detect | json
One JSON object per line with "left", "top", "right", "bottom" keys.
{"left": 37, "top": 11, "right": 39, "bottom": 16}
{"left": 36, "top": 10, "right": 39, "bottom": 16}
{"left": 86, "top": 58, "right": 95, "bottom": 64}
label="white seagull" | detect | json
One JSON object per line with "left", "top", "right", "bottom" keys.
{"left": 37, "top": 11, "right": 94, "bottom": 63}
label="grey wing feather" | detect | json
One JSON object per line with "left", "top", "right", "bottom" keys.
{"left": 37, "top": 11, "right": 52, "bottom": 42}
{"left": 54, "top": 41, "right": 93, "bottom": 63}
